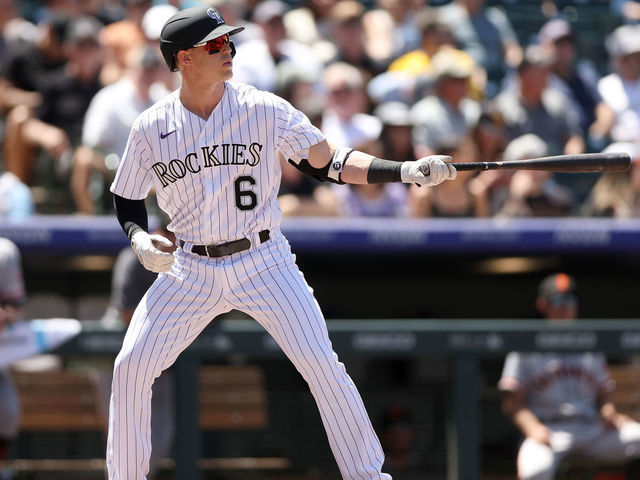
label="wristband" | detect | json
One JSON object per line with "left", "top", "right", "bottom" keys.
{"left": 366, "top": 158, "right": 402, "bottom": 184}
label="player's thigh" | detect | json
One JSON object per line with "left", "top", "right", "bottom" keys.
{"left": 118, "top": 255, "right": 227, "bottom": 373}
{"left": 517, "top": 438, "right": 559, "bottom": 480}
{"left": 228, "top": 245, "right": 334, "bottom": 365}
{"left": 583, "top": 421, "right": 640, "bottom": 463}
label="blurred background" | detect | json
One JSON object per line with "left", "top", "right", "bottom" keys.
{"left": 2, "top": 0, "right": 640, "bottom": 479}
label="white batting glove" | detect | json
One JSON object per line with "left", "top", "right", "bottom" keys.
{"left": 401, "top": 155, "right": 457, "bottom": 186}
{"left": 130, "top": 231, "right": 175, "bottom": 273}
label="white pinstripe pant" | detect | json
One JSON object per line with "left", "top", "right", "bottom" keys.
{"left": 106, "top": 230, "right": 390, "bottom": 480}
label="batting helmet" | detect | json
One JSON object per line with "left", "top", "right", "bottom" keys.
{"left": 160, "top": 6, "right": 244, "bottom": 72}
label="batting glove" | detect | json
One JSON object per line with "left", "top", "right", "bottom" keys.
{"left": 401, "top": 155, "right": 457, "bottom": 186}
{"left": 130, "top": 231, "right": 175, "bottom": 273}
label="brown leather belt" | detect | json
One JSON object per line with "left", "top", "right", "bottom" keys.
{"left": 179, "top": 230, "right": 270, "bottom": 258}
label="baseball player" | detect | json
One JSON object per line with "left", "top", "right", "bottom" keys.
{"left": 499, "top": 273, "right": 640, "bottom": 480}
{"left": 106, "top": 6, "right": 456, "bottom": 480}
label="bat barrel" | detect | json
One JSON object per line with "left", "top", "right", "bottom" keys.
{"left": 451, "top": 152, "right": 631, "bottom": 173}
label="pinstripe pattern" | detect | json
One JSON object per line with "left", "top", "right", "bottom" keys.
{"left": 107, "top": 81, "right": 390, "bottom": 480}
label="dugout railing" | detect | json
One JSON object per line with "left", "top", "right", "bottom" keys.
{"left": 31, "top": 318, "right": 640, "bottom": 480}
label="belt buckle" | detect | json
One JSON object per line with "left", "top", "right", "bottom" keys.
{"left": 205, "top": 244, "right": 217, "bottom": 257}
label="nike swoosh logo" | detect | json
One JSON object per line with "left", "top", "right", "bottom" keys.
{"left": 160, "top": 130, "right": 176, "bottom": 139}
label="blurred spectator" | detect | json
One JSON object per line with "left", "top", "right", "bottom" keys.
{"left": 326, "top": 0, "right": 384, "bottom": 76}
{"left": 0, "top": 238, "right": 25, "bottom": 465}
{"left": 583, "top": 141, "right": 640, "bottom": 217}
{"left": 538, "top": 18, "right": 614, "bottom": 151}
{"left": 380, "top": 404, "right": 424, "bottom": 480}
{"left": 493, "top": 44, "right": 585, "bottom": 156}
{"left": 410, "top": 46, "right": 481, "bottom": 158}
{"left": 611, "top": 0, "right": 640, "bottom": 23}
{"left": 360, "top": 0, "right": 422, "bottom": 69}
{"left": 409, "top": 137, "right": 488, "bottom": 217}
{"left": 499, "top": 273, "right": 640, "bottom": 480}
{"left": 598, "top": 24, "right": 640, "bottom": 144}
{"left": 321, "top": 61, "right": 382, "bottom": 150}
{"left": 376, "top": 101, "right": 414, "bottom": 162}
{"left": 233, "top": 0, "right": 321, "bottom": 92}
{"left": 98, "top": 0, "right": 150, "bottom": 85}
{"left": 3, "top": 15, "right": 104, "bottom": 193}
{"left": 0, "top": 14, "right": 67, "bottom": 113}
{"left": 437, "top": 0, "right": 522, "bottom": 97}
{"left": 99, "top": 220, "right": 176, "bottom": 479}
{"left": 72, "top": 45, "right": 168, "bottom": 214}
{"left": 497, "top": 134, "right": 577, "bottom": 217}
{"left": 282, "top": 0, "right": 337, "bottom": 59}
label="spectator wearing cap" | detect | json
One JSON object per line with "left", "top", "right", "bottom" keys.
{"left": 598, "top": 24, "right": 640, "bottom": 144}
{"left": 611, "top": 0, "right": 640, "bottom": 24}
{"left": 232, "top": 0, "right": 321, "bottom": 92}
{"left": 3, "top": 15, "right": 104, "bottom": 208}
{"left": 496, "top": 134, "right": 577, "bottom": 217}
{"left": 410, "top": 46, "right": 481, "bottom": 159}
{"left": 376, "top": 101, "right": 414, "bottom": 162}
{"left": 499, "top": 273, "right": 640, "bottom": 480}
{"left": 538, "top": 18, "right": 614, "bottom": 151}
{"left": 583, "top": 141, "right": 640, "bottom": 217}
{"left": 493, "top": 44, "right": 585, "bottom": 157}
{"left": 437, "top": 0, "right": 522, "bottom": 97}
{"left": 71, "top": 45, "right": 169, "bottom": 214}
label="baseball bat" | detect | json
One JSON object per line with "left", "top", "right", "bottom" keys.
{"left": 450, "top": 152, "right": 631, "bottom": 173}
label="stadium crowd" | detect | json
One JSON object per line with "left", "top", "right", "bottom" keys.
{"left": 0, "top": 0, "right": 639, "bottom": 219}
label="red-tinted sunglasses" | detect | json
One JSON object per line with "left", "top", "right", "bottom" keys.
{"left": 192, "top": 34, "right": 230, "bottom": 54}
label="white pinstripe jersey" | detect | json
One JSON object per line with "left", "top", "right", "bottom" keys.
{"left": 110, "top": 81, "right": 324, "bottom": 244}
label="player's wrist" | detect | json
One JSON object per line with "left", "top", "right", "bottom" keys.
{"left": 367, "top": 158, "right": 402, "bottom": 183}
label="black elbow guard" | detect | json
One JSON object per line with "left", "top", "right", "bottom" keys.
{"left": 287, "top": 147, "right": 354, "bottom": 184}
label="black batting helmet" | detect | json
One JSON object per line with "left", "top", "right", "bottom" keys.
{"left": 159, "top": 6, "right": 244, "bottom": 72}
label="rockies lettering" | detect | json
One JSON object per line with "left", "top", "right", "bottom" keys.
{"left": 151, "top": 142, "right": 263, "bottom": 187}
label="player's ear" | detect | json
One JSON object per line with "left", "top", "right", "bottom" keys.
{"left": 176, "top": 50, "right": 192, "bottom": 69}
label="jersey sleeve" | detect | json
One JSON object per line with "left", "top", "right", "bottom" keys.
{"left": 110, "top": 116, "right": 153, "bottom": 200}
{"left": 274, "top": 98, "right": 325, "bottom": 162}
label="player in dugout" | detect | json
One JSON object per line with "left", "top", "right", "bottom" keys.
{"left": 499, "top": 273, "right": 640, "bottom": 479}
{"left": 106, "top": 5, "right": 456, "bottom": 480}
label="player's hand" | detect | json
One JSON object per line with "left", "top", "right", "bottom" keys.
{"left": 131, "top": 231, "right": 175, "bottom": 273}
{"left": 401, "top": 155, "right": 457, "bottom": 186}
{"left": 604, "top": 412, "right": 633, "bottom": 430}
{"left": 525, "top": 423, "right": 552, "bottom": 446}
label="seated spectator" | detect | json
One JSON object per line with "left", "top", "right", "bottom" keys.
{"left": 3, "top": 15, "right": 104, "bottom": 206}
{"left": 493, "top": 44, "right": 585, "bottom": 156}
{"left": 583, "top": 141, "right": 640, "bottom": 217}
{"left": 611, "top": 0, "right": 640, "bottom": 24}
{"left": 538, "top": 18, "right": 614, "bottom": 151}
{"left": 233, "top": 0, "right": 321, "bottom": 92}
{"left": 410, "top": 46, "right": 481, "bottom": 159}
{"left": 376, "top": 101, "right": 415, "bottom": 163}
{"left": 598, "top": 24, "right": 640, "bottom": 144}
{"left": 437, "top": 0, "right": 522, "bottom": 97}
{"left": 409, "top": 137, "right": 489, "bottom": 217}
{"left": 71, "top": 45, "right": 168, "bottom": 214}
{"left": 320, "top": 61, "right": 382, "bottom": 150}
{"left": 0, "top": 238, "right": 25, "bottom": 465}
{"left": 499, "top": 273, "right": 640, "bottom": 480}
{"left": 497, "top": 134, "right": 577, "bottom": 217}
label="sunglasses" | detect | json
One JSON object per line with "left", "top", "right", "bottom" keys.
{"left": 191, "top": 34, "right": 230, "bottom": 54}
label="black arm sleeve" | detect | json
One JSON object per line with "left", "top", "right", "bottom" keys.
{"left": 366, "top": 158, "right": 402, "bottom": 184}
{"left": 113, "top": 194, "right": 148, "bottom": 240}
